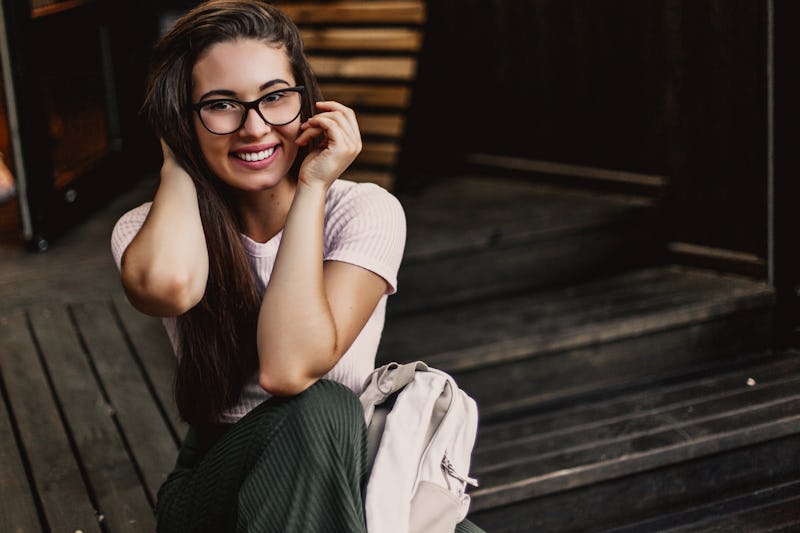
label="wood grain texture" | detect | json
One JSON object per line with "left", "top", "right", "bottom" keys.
{"left": 28, "top": 305, "right": 155, "bottom": 532}
{"left": 0, "top": 310, "right": 100, "bottom": 532}
{"left": 112, "top": 294, "right": 186, "bottom": 442}
{"left": 0, "top": 324, "right": 42, "bottom": 533}
{"left": 71, "top": 301, "right": 178, "bottom": 503}
{"left": 279, "top": 1, "right": 425, "bottom": 25}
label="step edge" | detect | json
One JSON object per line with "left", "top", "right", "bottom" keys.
{"left": 605, "top": 479, "right": 800, "bottom": 533}
{"left": 474, "top": 374, "right": 800, "bottom": 460}
{"left": 473, "top": 394, "right": 800, "bottom": 475}
{"left": 430, "top": 290, "right": 775, "bottom": 373}
{"left": 476, "top": 351, "right": 800, "bottom": 442}
{"left": 469, "top": 414, "right": 800, "bottom": 512}
{"left": 402, "top": 209, "right": 657, "bottom": 263}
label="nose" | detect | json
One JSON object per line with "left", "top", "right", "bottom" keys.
{"left": 238, "top": 107, "right": 272, "bottom": 137}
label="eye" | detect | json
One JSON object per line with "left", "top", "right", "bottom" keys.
{"left": 261, "top": 91, "right": 288, "bottom": 104}
{"left": 203, "top": 100, "right": 240, "bottom": 112}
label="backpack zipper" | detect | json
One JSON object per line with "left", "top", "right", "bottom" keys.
{"left": 441, "top": 455, "right": 479, "bottom": 487}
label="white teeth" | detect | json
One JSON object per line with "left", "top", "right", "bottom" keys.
{"left": 236, "top": 146, "right": 276, "bottom": 162}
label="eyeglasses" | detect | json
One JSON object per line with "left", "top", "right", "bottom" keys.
{"left": 192, "top": 86, "right": 306, "bottom": 135}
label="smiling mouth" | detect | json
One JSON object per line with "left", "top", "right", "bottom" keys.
{"left": 234, "top": 146, "right": 277, "bottom": 162}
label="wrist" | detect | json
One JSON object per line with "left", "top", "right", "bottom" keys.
{"left": 296, "top": 177, "right": 331, "bottom": 196}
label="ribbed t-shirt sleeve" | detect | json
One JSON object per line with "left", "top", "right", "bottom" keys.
{"left": 324, "top": 184, "right": 407, "bottom": 294}
{"left": 110, "top": 203, "right": 152, "bottom": 270}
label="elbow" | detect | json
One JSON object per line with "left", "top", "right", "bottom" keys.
{"left": 258, "top": 369, "right": 318, "bottom": 397}
{"left": 258, "top": 339, "right": 338, "bottom": 397}
{"left": 256, "top": 319, "right": 339, "bottom": 396}
{"left": 120, "top": 264, "right": 204, "bottom": 316}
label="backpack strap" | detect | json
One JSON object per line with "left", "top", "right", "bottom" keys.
{"left": 360, "top": 361, "right": 430, "bottom": 423}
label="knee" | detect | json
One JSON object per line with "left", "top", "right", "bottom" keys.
{"left": 291, "top": 380, "right": 365, "bottom": 447}
{"left": 243, "top": 379, "right": 366, "bottom": 463}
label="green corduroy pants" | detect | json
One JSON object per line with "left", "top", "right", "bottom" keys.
{"left": 155, "top": 379, "right": 484, "bottom": 533}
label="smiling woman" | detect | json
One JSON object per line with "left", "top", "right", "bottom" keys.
{"left": 108, "top": 1, "right": 480, "bottom": 531}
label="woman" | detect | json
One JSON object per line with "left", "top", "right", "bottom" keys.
{"left": 111, "top": 1, "right": 483, "bottom": 531}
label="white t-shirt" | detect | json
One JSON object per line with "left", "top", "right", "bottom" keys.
{"left": 111, "top": 179, "right": 406, "bottom": 423}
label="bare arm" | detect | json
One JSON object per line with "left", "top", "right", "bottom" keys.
{"left": 120, "top": 142, "right": 209, "bottom": 317}
{"left": 257, "top": 101, "right": 387, "bottom": 396}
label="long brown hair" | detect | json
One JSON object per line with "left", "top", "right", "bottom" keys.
{"left": 141, "top": 0, "right": 322, "bottom": 425}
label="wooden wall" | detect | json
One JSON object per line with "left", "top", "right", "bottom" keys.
{"left": 398, "top": 0, "right": 769, "bottom": 259}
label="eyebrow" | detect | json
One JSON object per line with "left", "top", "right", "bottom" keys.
{"left": 197, "top": 79, "right": 292, "bottom": 102}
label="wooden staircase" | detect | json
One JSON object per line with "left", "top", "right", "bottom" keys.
{"left": 381, "top": 173, "right": 800, "bottom": 531}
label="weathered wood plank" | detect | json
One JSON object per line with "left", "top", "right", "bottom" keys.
{"left": 476, "top": 351, "right": 800, "bottom": 449}
{"left": 610, "top": 478, "right": 800, "bottom": 532}
{"left": 472, "top": 399, "right": 800, "bottom": 511}
{"left": 473, "top": 377, "right": 800, "bottom": 471}
{"left": 28, "top": 305, "right": 155, "bottom": 532}
{"left": 380, "top": 267, "right": 774, "bottom": 371}
{"left": 358, "top": 112, "right": 405, "bottom": 138}
{"left": 0, "top": 319, "right": 42, "bottom": 533}
{"left": 398, "top": 176, "right": 655, "bottom": 260}
{"left": 686, "top": 499, "right": 800, "bottom": 532}
{"left": 112, "top": 294, "right": 186, "bottom": 442}
{"left": 280, "top": 1, "right": 425, "bottom": 25}
{"left": 319, "top": 84, "right": 411, "bottom": 108}
{"left": 381, "top": 266, "right": 774, "bottom": 419}
{"left": 460, "top": 308, "right": 773, "bottom": 421}
{"left": 309, "top": 56, "right": 417, "bottom": 80}
{"left": 0, "top": 310, "right": 101, "bottom": 532}
{"left": 357, "top": 140, "right": 400, "bottom": 167}
{"left": 469, "top": 433, "right": 800, "bottom": 532}
{"left": 390, "top": 221, "right": 654, "bottom": 315}
{"left": 301, "top": 27, "right": 423, "bottom": 52}
{"left": 71, "top": 301, "right": 178, "bottom": 504}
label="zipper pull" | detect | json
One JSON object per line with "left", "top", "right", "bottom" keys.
{"left": 442, "top": 456, "right": 479, "bottom": 487}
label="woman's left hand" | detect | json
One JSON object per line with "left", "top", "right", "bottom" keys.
{"left": 295, "top": 101, "right": 362, "bottom": 189}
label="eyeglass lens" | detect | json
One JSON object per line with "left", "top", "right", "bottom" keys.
{"left": 199, "top": 89, "right": 302, "bottom": 134}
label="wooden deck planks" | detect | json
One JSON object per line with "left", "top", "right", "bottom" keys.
{"left": 473, "top": 401, "right": 800, "bottom": 512}
{"left": 399, "top": 176, "right": 655, "bottom": 261}
{"left": 0, "top": 363, "right": 42, "bottom": 533}
{"left": 0, "top": 296, "right": 188, "bottom": 531}
{"left": 476, "top": 351, "right": 800, "bottom": 449}
{"left": 112, "top": 294, "right": 186, "bottom": 441}
{"left": 0, "top": 310, "right": 100, "bottom": 532}
{"left": 608, "top": 478, "right": 800, "bottom": 532}
{"left": 379, "top": 266, "right": 774, "bottom": 370}
{"left": 474, "top": 380, "right": 800, "bottom": 473}
{"left": 467, "top": 351, "right": 800, "bottom": 514}
{"left": 71, "top": 301, "right": 178, "bottom": 504}
{"left": 28, "top": 305, "right": 155, "bottom": 531}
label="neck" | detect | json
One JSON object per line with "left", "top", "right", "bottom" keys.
{"left": 236, "top": 178, "right": 297, "bottom": 243}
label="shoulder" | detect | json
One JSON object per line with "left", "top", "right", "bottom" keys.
{"left": 325, "top": 179, "right": 406, "bottom": 229}
{"left": 110, "top": 202, "right": 152, "bottom": 269}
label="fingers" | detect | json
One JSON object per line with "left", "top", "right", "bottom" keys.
{"left": 296, "top": 101, "right": 361, "bottom": 152}
{"left": 314, "top": 101, "right": 360, "bottom": 139}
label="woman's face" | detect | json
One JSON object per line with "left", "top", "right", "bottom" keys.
{"left": 191, "top": 38, "right": 301, "bottom": 192}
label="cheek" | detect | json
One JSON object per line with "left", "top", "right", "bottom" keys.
{"left": 194, "top": 123, "right": 228, "bottom": 170}
{"left": 280, "top": 123, "right": 301, "bottom": 157}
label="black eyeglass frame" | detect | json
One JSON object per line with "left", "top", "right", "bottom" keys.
{"left": 191, "top": 85, "right": 306, "bottom": 135}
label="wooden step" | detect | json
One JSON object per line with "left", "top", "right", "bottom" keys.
{"left": 606, "top": 478, "right": 800, "bottom": 532}
{"left": 466, "top": 351, "right": 800, "bottom": 532}
{"left": 379, "top": 265, "right": 775, "bottom": 420}
{"left": 390, "top": 176, "right": 661, "bottom": 315}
